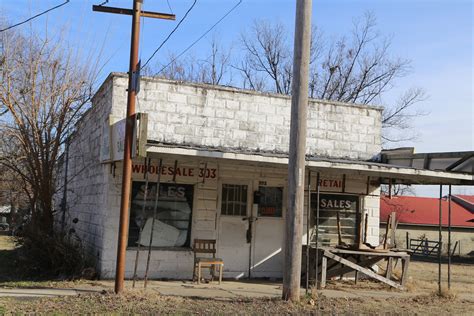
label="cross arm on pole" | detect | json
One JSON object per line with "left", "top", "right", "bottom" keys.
{"left": 92, "top": 5, "right": 176, "bottom": 20}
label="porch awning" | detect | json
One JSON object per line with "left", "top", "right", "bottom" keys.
{"left": 145, "top": 143, "right": 474, "bottom": 186}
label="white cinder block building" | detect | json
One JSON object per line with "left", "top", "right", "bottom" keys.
{"left": 59, "top": 73, "right": 472, "bottom": 280}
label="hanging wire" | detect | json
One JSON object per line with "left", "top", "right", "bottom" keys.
{"left": 154, "top": 0, "right": 242, "bottom": 75}
{"left": 166, "top": 0, "right": 174, "bottom": 14}
{"left": 1, "top": 0, "right": 70, "bottom": 33}
{"left": 141, "top": 0, "right": 198, "bottom": 70}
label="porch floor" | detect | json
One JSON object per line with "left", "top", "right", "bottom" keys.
{"left": 94, "top": 279, "right": 413, "bottom": 300}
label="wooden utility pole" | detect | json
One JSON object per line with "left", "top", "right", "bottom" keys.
{"left": 93, "top": 0, "right": 175, "bottom": 294}
{"left": 283, "top": 0, "right": 312, "bottom": 302}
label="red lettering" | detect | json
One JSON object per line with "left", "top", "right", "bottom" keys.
{"left": 132, "top": 164, "right": 142, "bottom": 173}
{"left": 189, "top": 168, "right": 194, "bottom": 177}
{"left": 175, "top": 168, "right": 181, "bottom": 176}
{"left": 167, "top": 166, "right": 173, "bottom": 175}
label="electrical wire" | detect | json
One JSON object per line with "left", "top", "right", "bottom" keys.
{"left": 154, "top": 0, "right": 242, "bottom": 76}
{"left": 0, "top": 1, "right": 70, "bottom": 33}
{"left": 166, "top": 0, "right": 174, "bottom": 14}
{"left": 141, "top": 0, "right": 197, "bottom": 70}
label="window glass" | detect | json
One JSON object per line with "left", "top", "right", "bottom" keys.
{"left": 258, "top": 186, "right": 283, "bottom": 217}
{"left": 221, "top": 184, "right": 247, "bottom": 216}
{"left": 128, "top": 182, "right": 194, "bottom": 248}
{"left": 311, "top": 193, "right": 359, "bottom": 246}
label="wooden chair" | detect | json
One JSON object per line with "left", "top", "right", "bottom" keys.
{"left": 193, "top": 239, "right": 224, "bottom": 284}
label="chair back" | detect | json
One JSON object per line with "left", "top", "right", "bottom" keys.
{"left": 193, "top": 239, "right": 217, "bottom": 258}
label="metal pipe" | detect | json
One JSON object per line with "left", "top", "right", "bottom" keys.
{"left": 438, "top": 185, "right": 442, "bottom": 295}
{"left": 448, "top": 185, "right": 452, "bottom": 289}
{"left": 144, "top": 158, "right": 163, "bottom": 288}
{"left": 305, "top": 170, "right": 311, "bottom": 293}
{"left": 132, "top": 157, "right": 150, "bottom": 287}
{"left": 315, "top": 172, "right": 320, "bottom": 289}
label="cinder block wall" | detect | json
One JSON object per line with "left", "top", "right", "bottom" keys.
{"left": 108, "top": 73, "right": 382, "bottom": 160}
{"left": 55, "top": 77, "right": 114, "bottom": 272}
{"left": 59, "top": 73, "right": 384, "bottom": 278}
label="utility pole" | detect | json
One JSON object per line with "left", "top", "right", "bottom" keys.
{"left": 283, "top": 0, "right": 312, "bottom": 302}
{"left": 93, "top": 0, "right": 175, "bottom": 294}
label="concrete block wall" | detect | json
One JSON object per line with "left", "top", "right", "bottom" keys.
{"left": 56, "top": 77, "right": 114, "bottom": 271}
{"left": 108, "top": 73, "right": 382, "bottom": 160}
{"left": 99, "top": 159, "right": 219, "bottom": 279}
{"left": 60, "top": 73, "right": 384, "bottom": 279}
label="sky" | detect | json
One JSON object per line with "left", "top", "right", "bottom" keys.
{"left": 1, "top": 0, "right": 473, "bottom": 196}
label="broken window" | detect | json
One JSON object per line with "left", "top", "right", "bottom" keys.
{"left": 128, "top": 182, "right": 194, "bottom": 248}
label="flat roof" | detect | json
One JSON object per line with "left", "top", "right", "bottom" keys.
{"left": 145, "top": 143, "right": 474, "bottom": 185}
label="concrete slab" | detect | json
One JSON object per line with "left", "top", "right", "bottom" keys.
{"left": 0, "top": 288, "right": 102, "bottom": 298}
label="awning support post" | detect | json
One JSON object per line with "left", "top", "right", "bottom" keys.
{"left": 438, "top": 185, "right": 443, "bottom": 296}
{"left": 315, "top": 172, "right": 320, "bottom": 289}
{"left": 448, "top": 185, "right": 452, "bottom": 290}
{"left": 305, "top": 170, "right": 311, "bottom": 294}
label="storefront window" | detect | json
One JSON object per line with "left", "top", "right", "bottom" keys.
{"left": 311, "top": 193, "right": 359, "bottom": 246}
{"left": 128, "top": 182, "right": 194, "bottom": 248}
{"left": 221, "top": 184, "right": 248, "bottom": 216}
{"left": 257, "top": 186, "right": 283, "bottom": 217}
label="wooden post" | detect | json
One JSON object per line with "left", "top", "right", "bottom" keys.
{"left": 114, "top": 0, "right": 142, "bottom": 294}
{"left": 93, "top": 0, "right": 175, "bottom": 295}
{"left": 283, "top": 0, "right": 312, "bottom": 302}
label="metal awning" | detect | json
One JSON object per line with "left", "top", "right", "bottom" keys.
{"left": 145, "top": 143, "right": 474, "bottom": 186}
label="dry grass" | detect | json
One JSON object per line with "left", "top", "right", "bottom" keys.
{"left": 1, "top": 234, "right": 473, "bottom": 314}
{"left": 1, "top": 288, "right": 473, "bottom": 315}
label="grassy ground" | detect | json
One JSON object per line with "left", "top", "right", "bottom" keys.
{"left": 1, "top": 288, "right": 472, "bottom": 315}
{"left": 1, "top": 235, "right": 473, "bottom": 314}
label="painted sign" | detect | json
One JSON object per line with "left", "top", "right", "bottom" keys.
{"left": 312, "top": 193, "right": 359, "bottom": 246}
{"left": 132, "top": 163, "right": 217, "bottom": 179}
{"left": 100, "top": 113, "right": 148, "bottom": 163}
{"left": 318, "top": 194, "right": 358, "bottom": 210}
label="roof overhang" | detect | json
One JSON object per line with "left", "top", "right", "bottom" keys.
{"left": 145, "top": 144, "right": 474, "bottom": 185}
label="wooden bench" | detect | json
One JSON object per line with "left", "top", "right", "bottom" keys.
{"left": 193, "top": 239, "right": 224, "bottom": 284}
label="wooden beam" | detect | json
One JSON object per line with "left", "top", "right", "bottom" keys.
{"left": 323, "top": 250, "right": 403, "bottom": 289}
{"left": 325, "top": 256, "right": 381, "bottom": 279}
{"left": 92, "top": 5, "right": 176, "bottom": 20}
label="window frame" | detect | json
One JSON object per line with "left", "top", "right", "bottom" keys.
{"left": 256, "top": 185, "right": 285, "bottom": 218}
{"left": 127, "top": 181, "right": 195, "bottom": 249}
{"left": 219, "top": 180, "right": 251, "bottom": 218}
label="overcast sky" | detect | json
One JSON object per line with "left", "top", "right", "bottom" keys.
{"left": 2, "top": 0, "right": 473, "bottom": 196}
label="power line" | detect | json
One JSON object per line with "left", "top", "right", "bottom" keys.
{"left": 141, "top": 0, "right": 197, "bottom": 70}
{"left": 0, "top": 1, "right": 70, "bottom": 33}
{"left": 166, "top": 0, "right": 174, "bottom": 14}
{"left": 155, "top": 0, "right": 242, "bottom": 76}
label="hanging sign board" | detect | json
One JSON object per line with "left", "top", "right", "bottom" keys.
{"left": 100, "top": 113, "right": 148, "bottom": 163}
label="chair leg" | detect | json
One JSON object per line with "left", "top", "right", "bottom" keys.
{"left": 219, "top": 264, "right": 223, "bottom": 284}
{"left": 198, "top": 262, "right": 202, "bottom": 284}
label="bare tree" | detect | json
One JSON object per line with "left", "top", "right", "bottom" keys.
{"left": 0, "top": 27, "right": 98, "bottom": 233}
{"left": 239, "top": 20, "right": 292, "bottom": 94}
{"left": 239, "top": 13, "right": 426, "bottom": 142}
{"left": 155, "top": 36, "right": 233, "bottom": 86}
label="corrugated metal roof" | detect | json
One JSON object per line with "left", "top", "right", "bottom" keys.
{"left": 380, "top": 195, "right": 474, "bottom": 228}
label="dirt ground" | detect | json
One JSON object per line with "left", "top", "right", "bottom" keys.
{"left": 1, "top": 235, "right": 473, "bottom": 314}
